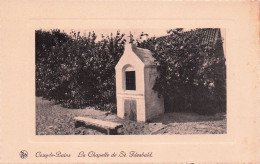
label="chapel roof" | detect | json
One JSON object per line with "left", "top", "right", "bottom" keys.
{"left": 131, "top": 44, "right": 158, "bottom": 66}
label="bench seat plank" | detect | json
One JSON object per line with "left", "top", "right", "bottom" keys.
{"left": 74, "top": 117, "right": 123, "bottom": 135}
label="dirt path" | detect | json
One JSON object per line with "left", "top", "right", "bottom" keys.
{"left": 36, "top": 97, "right": 226, "bottom": 135}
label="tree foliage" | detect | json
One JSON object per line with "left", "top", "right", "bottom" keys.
{"left": 36, "top": 29, "right": 125, "bottom": 112}
{"left": 137, "top": 28, "right": 226, "bottom": 114}
{"left": 36, "top": 28, "right": 226, "bottom": 115}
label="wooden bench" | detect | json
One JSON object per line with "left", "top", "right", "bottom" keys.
{"left": 74, "top": 117, "right": 123, "bottom": 135}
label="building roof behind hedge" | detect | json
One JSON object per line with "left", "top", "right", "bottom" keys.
{"left": 157, "top": 28, "right": 222, "bottom": 46}
{"left": 186, "top": 28, "right": 221, "bottom": 45}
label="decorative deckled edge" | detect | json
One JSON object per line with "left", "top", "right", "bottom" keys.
{"left": 257, "top": 4, "right": 260, "bottom": 163}
{"left": 0, "top": 23, "right": 2, "bottom": 164}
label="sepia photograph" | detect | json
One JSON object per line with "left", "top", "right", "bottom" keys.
{"left": 35, "top": 28, "right": 226, "bottom": 135}
{"left": 1, "top": 0, "right": 259, "bottom": 163}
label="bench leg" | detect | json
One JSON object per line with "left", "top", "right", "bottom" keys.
{"left": 107, "top": 129, "right": 118, "bottom": 135}
{"left": 75, "top": 121, "right": 79, "bottom": 128}
{"left": 75, "top": 121, "right": 85, "bottom": 128}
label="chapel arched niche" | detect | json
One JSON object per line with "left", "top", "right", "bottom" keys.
{"left": 122, "top": 64, "right": 136, "bottom": 91}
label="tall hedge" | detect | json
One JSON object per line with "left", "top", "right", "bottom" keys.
{"left": 36, "top": 29, "right": 125, "bottom": 112}
{"left": 137, "top": 29, "right": 226, "bottom": 114}
{"left": 36, "top": 28, "right": 226, "bottom": 115}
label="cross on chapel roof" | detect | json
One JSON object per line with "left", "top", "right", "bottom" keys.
{"left": 127, "top": 32, "right": 134, "bottom": 44}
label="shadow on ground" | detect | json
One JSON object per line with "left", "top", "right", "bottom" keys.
{"left": 151, "top": 112, "right": 226, "bottom": 125}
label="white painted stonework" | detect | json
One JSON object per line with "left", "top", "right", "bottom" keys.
{"left": 115, "top": 43, "right": 164, "bottom": 122}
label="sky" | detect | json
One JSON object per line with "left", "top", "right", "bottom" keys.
{"left": 61, "top": 28, "right": 180, "bottom": 41}
{"left": 38, "top": 28, "right": 197, "bottom": 42}
{"left": 39, "top": 28, "right": 225, "bottom": 56}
